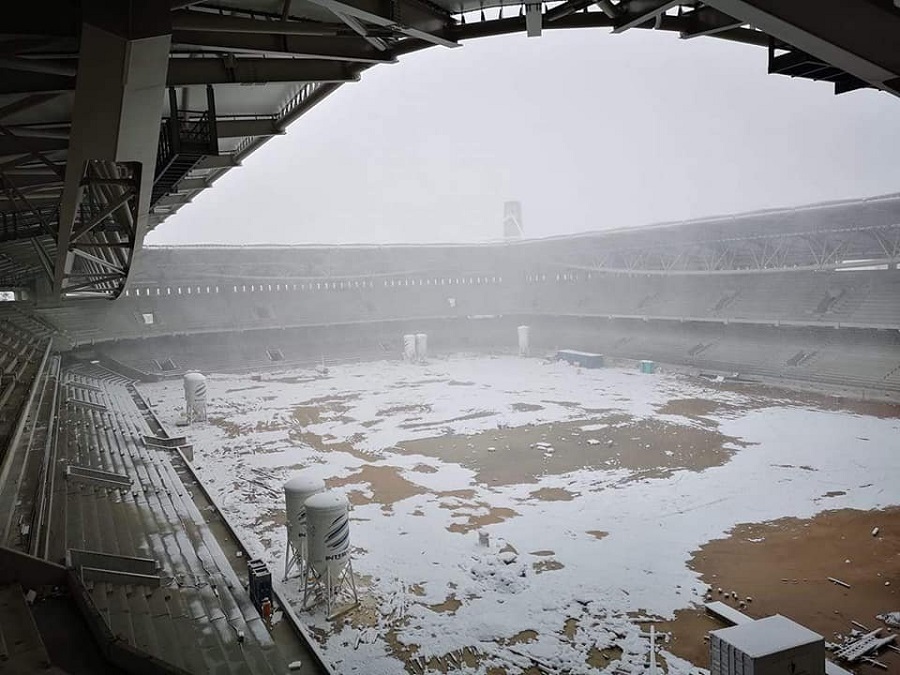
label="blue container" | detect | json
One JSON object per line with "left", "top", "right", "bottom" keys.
{"left": 556, "top": 350, "right": 604, "bottom": 369}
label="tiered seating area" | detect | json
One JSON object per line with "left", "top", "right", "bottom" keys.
{"left": 535, "top": 318, "right": 900, "bottom": 396}
{"left": 49, "top": 361, "right": 287, "bottom": 674}
{"left": 0, "top": 303, "right": 54, "bottom": 464}
{"left": 39, "top": 279, "right": 517, "bottom": 347}
{"left": 38, "top": 269, "right": 900, "bottom": 350}
{"left": 533, "top": 270, "right": 900, "bottom": 328}
{"left": 839, "top": 273, "right": 900, "bottom": 326}
{"left": 99, "top": 316, "right": 521, "bottom": 378}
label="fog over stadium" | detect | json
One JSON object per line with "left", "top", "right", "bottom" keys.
{"left": 146, "top": 31, "right": 900, "bottom": 245}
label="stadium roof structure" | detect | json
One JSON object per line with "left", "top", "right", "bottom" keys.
{"left": 2, "top": 0, "right": 900, "bottom": 300}
{"left": 118, "top": 192, "right": 900, "bottom": 284}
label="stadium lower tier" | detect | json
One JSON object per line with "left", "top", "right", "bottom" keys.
{"left": 83, "top": 316, "right": 900, "bottom": 401}
{"left": 35, "top": 269, "right": 900, "bottom": 349}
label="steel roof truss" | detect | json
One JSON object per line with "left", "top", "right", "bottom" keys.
{"left": 613, "top": 0, "right": 680, "bottom": 33}
{"left": 679, "top": 5, "right": 743, "bottom": 39}
{"left": 306, "top": 0, "right": 458, "bottom": 48}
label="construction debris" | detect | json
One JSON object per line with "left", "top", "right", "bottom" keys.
{"left": 827, "top": 576, "right": 851, "bottom": 589}
{"left": 833, "top": 628, "right": 896, "bottom": 663}
{"left": 878, "top": 611, "right": 900, "bottom": 628}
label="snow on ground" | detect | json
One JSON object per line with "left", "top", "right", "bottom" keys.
{"left": 139, "top": 355, "right": 900, "bottom": 675}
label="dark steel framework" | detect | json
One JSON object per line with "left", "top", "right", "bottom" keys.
{"left": 2, "top": 0, "right": 899, "bottom": 299}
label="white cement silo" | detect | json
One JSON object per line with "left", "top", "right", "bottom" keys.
{"left": 183, "top": 372, "right": 207, "bottom": 422}
{"left": 283, "top": 475, "right": 326, "bottom": 579}
{"left": 517, "top": 325, "right": 530, "bottom": 356}
{"left": 305, "top": 491, "right": 351, "bottom": 576}
{"left": 302, "top": 490, "right": 358, "bottom": 616}
{"left": 403, "top": 334, "right": 416, "bottom": 361}
{"left": 415, "top": 333, "right": 428, "bottom": 362}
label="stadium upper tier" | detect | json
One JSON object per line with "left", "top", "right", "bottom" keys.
{"left": 126, "top": 192, "right": 900, "bottom": 281}
{"left": 2, "top": 1, "right": 900, "bottom": 299}
{"left": 27, "top": 193, "right": 900, "bottom": 345}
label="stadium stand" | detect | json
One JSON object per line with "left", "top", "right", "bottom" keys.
{"left": 34, "top": 269, "right": 900, "bottom": 349}
{"left": 0, "top": 304, "right": 54, "bottom": 486}
{"left": 43, "top": 361, "right": 288, "bottom": 673}
{"left": 28, "top": 250, "right": 900, "bottom": 398}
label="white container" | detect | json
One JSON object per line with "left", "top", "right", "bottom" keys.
{"left": 403, "top": 334, "right": 416, "bottom": 361}
{"left": 415, "top": 333, "right": 428, "bottom": 361}
{"left": 284, "top": 475, "right": 326, "bottom": 556}
{"left": 305, "top": 491, "right": 351, "bottom": 577}
{"left": 709, "top": 615, "right": 824, "bottom": 675}
{"left": 182, "top": 372, "right": 207, "bottom": 421}
{"left": 517, "top": 325, "right": 530, "bottom": 356}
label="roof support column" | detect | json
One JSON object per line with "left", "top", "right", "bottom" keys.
{"left": 55, "top": 1, "right": 171, "bottom": 296}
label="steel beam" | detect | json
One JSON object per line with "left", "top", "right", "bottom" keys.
{"left": 0, "top": 69, "right": 74, "bottom": 95}
{"left": 305, "top": 0, "right": 457, "bottom": 48}
{"left": 0, "top": 94, "right": 62, "bottom": 122}
{"left": 171, "top": 10, "right": 338, "bottom": 36}
{"left": 171, "top": 0, "right": 211, "bottom": 8}
{"left": 329, "top": 12, "right": 390, "bottom": 51}
{"left": 613, "top": 0, "right": 680, "bottom": 33}
{"left": 3, "top": 125, "right": 70, "bottom": 141}
{"left": 0, "top": 133, "right": 67, "bottom": 157}
{"left": 706, "top": 0, "right": 900, "bottom": 95}
{"left": 0, "top": 57, "right": 77, "bottom": 77}
{"left": 174, "top": 177, "right": 209, "bottom": 191}
{"left": 545, "top": 0, "right": 598, "bottom": 23}
{"left": 0, "top": 174, "right": 64, "bottom": 191}
{"left": 70, "top": 189, "right": 135, "bottom": 242}
{"left": 172, "top": 30, "right": 394, "bottom": 63}
{"left": 60, "top": 273, "right": 123, "bottom": 293}
{"left": 0, "top": 126, "right": 66, "bottom": 179}
{"left": 0, "top": 195, "right": 60, "bottom": 210}
{"left": 69, "top": 247, "right": 124, "bottom": 274}
{"left": 167, "top": 57, "right": 360, "bottom": 85}
{"left": 525, "top": 4, "right": 542, "bottom": 38}
{"left": 193, "top": 154, "right": 239, "bottom": 170}
{"left": 152, "top": 193, "right": 192, "bottom": 208}
{"left": 679, "top": 6, "right": 743, "bottom": 39}
{"left": 215, "top": 118, "right": 282, "bottom": 138}
{"left": 29, "top": 238, "right": 55, "bottom": 282}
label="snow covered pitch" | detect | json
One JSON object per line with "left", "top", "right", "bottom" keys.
{"left": 140, "top": 355, "right": 900, "bottom": 674}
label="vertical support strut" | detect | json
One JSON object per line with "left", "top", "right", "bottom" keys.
{"left": 55, "top": 1, "right": 172, "bottom": 297}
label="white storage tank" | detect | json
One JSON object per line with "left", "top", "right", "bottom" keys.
{"left": 517, "top": 325, "right": 530, "bottom": 356}
{"left": 403, "top": 334, "right": 416, "bottom": 362}
{"left": 183, "top": 372, "right": 207, "bottom": 421}
{"left": 284, "top": 475, "right": 326, "bottom": 557}
{"left": 305, "top": 491, "right": 351, "bottom": 577}
{"left": 415, "top": 333, "right": 428, "bottom": 362}
{"left": 709, "top": 615, "right": 824, "bottom": 675}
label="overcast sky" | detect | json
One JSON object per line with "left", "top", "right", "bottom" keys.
{"left": 146, "top": 27, "right": 900, "bottom": 246}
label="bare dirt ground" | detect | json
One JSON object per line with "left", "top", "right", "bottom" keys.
{"left": 712, "top": 379, "right": 900, "bottom": 419}
{"left": 660, "top": 508, "right": 900, "bottom": 672}
{"left": 396, "top": 414, "right": 745, "bottom": 487}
